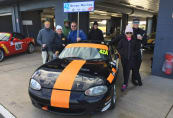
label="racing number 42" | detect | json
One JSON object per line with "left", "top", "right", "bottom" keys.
{"left": 99, "top": 49, "right": 108, "bottom": 55}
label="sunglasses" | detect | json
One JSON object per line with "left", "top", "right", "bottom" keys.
{"left": 126, "top": 32, "right": 133, "bottom": 34}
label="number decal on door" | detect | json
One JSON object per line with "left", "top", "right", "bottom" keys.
{"left": 15, "top": 42, "right": 22, "bottom": 50}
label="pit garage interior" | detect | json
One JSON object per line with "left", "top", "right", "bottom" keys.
{"left": 0, "top": 0, "right": 173, "bottom": 118}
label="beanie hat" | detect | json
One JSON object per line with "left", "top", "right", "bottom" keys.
{"left": 56, "top": 25, "right": 62, "bottom": 30}
{"left": 93, "top": 21, "right": 98, "bottom": 26}
{"left": 64, "top": 19, "right": 69, "bottom": 23}
{"left": 125, "top": 24, "right": 133, "bottom": 33}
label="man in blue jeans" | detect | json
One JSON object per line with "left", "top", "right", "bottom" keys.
{"left": 68, "top": 21, "right": 87, "bottom": 43}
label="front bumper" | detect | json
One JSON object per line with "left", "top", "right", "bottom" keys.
{"left": 29, "top": 88, "right": 112, "bottom": 115}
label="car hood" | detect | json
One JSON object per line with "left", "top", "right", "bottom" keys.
{"left": 32, "top": 59, "right": 110, "bottom": 91}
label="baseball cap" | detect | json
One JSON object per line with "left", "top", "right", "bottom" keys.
{"left": 133, "top": 18, "right": 140, "bottom": 24}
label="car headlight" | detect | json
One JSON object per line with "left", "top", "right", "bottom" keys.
{"left": 30, "top": 79, "right": 41, "bottom": 90}
{"left": 85, "top": 85, "right": 108, "bottom": 96}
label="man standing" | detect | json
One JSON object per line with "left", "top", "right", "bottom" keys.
{"left": 63, "top": 19, "right": 71, "bottom": 38}
{"left": 131, "top": 18, "right": 147, "bottom": 86}
{"left": 37, "top": 21, "right": 56, "bottom": 64}
{"left": 68, "top": 21, "right": 87, "bottom": 43}
{"left": 88, "top": 21, "right": 104, "bottom": 41}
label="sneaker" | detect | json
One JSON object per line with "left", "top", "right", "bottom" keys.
{"left": 121, "top": 84, "right": 127, "bottom": 91}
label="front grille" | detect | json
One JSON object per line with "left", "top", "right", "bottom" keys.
{"left": 48, "top": 106, "right": 86, "bottom": 115}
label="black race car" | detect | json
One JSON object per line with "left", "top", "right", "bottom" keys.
{"left": 29, "top": 42, "right": 120, "bottom": 115}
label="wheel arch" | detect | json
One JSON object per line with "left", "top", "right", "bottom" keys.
{"left": 0, "top": 47, "right": 5, "bottom": 54}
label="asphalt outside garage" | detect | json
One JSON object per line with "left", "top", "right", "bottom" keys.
{"left": 0, "top": 50, "right": 173, "bottom": 118}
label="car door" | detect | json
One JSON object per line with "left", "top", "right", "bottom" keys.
{"left": 11, "top": 33, "right": 25, "bottom": 54}
{"left": 15, "top": 33, "right": 28, "bottom": 52}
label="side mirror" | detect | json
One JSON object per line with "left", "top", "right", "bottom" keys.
{"left": 12, "top": 38, "right": 18, "bottom": 42}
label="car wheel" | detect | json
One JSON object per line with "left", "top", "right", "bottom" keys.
{"left": 0, "top": 49, "right": 4, "bottom": 62}
{"left": 109, "top": 84, "right": 117, "bottom": 110}
{"left": 28, "top": 43, "right": 35, "bottom": 54}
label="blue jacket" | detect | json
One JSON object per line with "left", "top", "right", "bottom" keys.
{"left": 68, "top": 30, "right": 87, "bottom": 43}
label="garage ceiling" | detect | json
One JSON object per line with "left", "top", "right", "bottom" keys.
{"left": 0, "top": 0, "right": 160, "bottom": 13}
{"left": 99, "top": 0, "right": 160, "bottom": 13}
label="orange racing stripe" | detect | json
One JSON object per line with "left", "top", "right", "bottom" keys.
{"left": 51, "top": 60, "right": 86, "bottom": 108}
{"left": 66, "top": 43, "right": 108, "bottom": 50}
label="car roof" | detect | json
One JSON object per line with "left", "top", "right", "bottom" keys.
{"left": 66, "top": 43, "right": 109, "bottom": 50}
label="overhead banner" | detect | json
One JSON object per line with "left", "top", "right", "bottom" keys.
{"left": 64, "top": 1, "right": 95, "bottom": 13}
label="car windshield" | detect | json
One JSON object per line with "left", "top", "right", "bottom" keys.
{"left": 59, "top": 45, "right": 109, "bottom": 60}
{"left": 0, "top": 33, "right": 10, "bottom": 41}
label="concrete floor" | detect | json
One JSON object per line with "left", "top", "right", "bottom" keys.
{"left": 0, "top": 51, "right": 173, "bottom": 118}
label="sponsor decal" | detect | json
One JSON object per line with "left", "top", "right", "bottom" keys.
{"left": 107, "top": 68, "right": 117, "bottom": 84}
{"left": 15, "top": 42, "right": 22, "bottom": 50}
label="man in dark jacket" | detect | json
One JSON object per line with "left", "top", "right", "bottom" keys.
{"left": 132, "top": 18, "right": 147, "bottom": 84}
{"left": 133, "top": 18, "right": 147, "bottom": 45}
{"left": 37, "top": 21, "right": 56, "bottom": 64}
{"left": 88, "top": 21, "right": 104, "bottom": 41}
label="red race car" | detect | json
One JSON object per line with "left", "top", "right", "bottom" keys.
{"left": 0, "top": 32, "right": 35, "bottom": 62}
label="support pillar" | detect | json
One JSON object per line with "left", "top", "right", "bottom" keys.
{"left": 54, "top": 0, "right": 68, "bottom": 27}
{"left": 146, "top": 18, "right": 153, "bottom": 36}
{"left": 152, "top": 15, "right": 157, "bottom": 33}
{"left": 152, "top": 0, "right": 173, "bottom": 79}
{"left": 121, "top": 14, "right": 128, "bottom": 34}
{"left": 12, "top": 4, "right": 23, "bottom": 33}
{"left": 69, "top": 12, "right": 89, "bottom": 35}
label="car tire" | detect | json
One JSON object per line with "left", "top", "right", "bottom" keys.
{"left": 28, "top": 43, "right": 35, "bottom": 54}
{"left": 109, "top": 84, "right": 117, "bottom": 110}
{"left": 0, "top": 49, "right": 4, "bottom": 62}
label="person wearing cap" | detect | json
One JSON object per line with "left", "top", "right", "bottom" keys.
{"left": 133, "top": 18, "right": 147, "bottom": 46}
{"left": 88, "top": 21, "right": 104, "bottom": 41}
{"left": 53, "top": 25, "right": 67, "bottom": 58}
{"left": 68, "top": 21, "right": 87, "bottom": 43}
{"left": 117, "top": 24, "right": 142, "bottom": 91}
{"left": 37, "top": 20, "right": 56, "bottom": 64}
{"left": 63, "top": 19, "right": 71, "bottom": 38}
{"left": 132, "top": 18, "right": 147, "bottom": 84}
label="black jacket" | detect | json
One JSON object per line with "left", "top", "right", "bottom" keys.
{"left": 53, "top": 33, "right": 67, "bottom": 53}
{"left": 117, "top": 35, "right": 141, "bottom": 61}
{"left": 88, "top": 28, "right": 104, "bottom": 41}
{"left": 133, "top": 28, "right": 147, "bottom": 46}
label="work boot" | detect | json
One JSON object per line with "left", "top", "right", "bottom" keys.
{"left": 131, "top": 79, "right": 138, "bottom": 86}
{"left": 138, "top": 80, "right": 143, "bottom": 86}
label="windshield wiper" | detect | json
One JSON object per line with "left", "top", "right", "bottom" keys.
{"left": 61, "top": 57, "right": 84, "bottom": 60}
{"left": 87, "top": 58, "right": 107, "bottom": 61}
